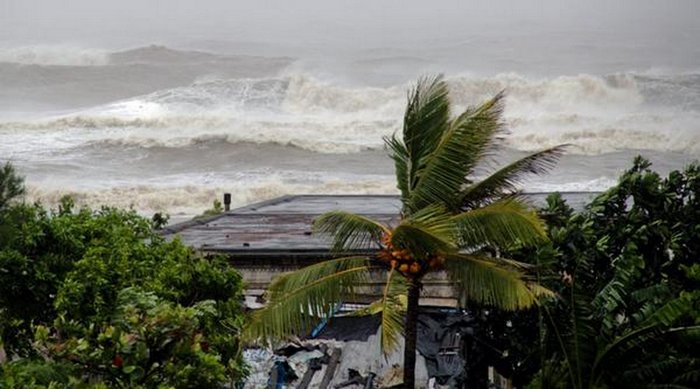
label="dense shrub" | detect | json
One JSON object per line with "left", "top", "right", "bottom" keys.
{"left": 479, "top": 157, "right": 700, "bottom": 388}
{"left": 0, "top": 185, "right": 246, "bottom": 386}
{"left": 0, "top": 162, "right": 25, "bottom": 211}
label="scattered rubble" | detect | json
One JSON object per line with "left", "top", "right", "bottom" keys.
{"left": 243, "top": 310, "right": 475, "bottom": 388}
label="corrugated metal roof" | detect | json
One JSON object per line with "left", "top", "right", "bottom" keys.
{"left": 163, "top": 193, "right": 597, "bottom": 257}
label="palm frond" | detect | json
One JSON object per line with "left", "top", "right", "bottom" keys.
{"left": 445, "top": 254, "right": 554, "bottom": 310}
{"left": 348, "top": 269, "right": 408, "bottom": 354}
{"left": 461, "top": 145, "right": 568, "bottom": 208}
{"left": 591, "top": 324, "right": 660, "bottom": 383}
{"left": 392, "top": 204, "right": 458, "bottom": 258}
{"left": 406, "top": 92, "right": 505, "bottom": 213}
{"left": 406, "top": 203, "right": 457, "bottom": 236}
{"left": 403, "top": 75, "right": 451, "bottom": 185}
{"left": 313, "top": 211, "right": 389, "bottom": 253}
{"left": 244, "top": 256, "right": 371, "bottom": 342}
{"left": 593, "top": 276, "right": 631, "bottom": 335}
{"left": 451, "top": 197, "right": 547, "bottom": 249}
{"left": 674, "top": 368, "right": 700, "bottom": 386}
{"left": 621, "top": 357, "right": 700, "bottom": 387}
{"left": 639, "top": 294, "right": 692, "bottom": 327}
{"left": 630, "top": 283, "right": 673, "bottom": 304}
{"left": 591, "top": 252, "right": 639, "bottom": 324}
{"left": 593, "top": 325, "right": 700, "bottom": 381}
{"left": 384, "top": 133, "right": 411, "bottom": 199}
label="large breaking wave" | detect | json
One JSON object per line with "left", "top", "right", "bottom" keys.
{"left": 3, "top": 44, "right": 698, "bottom": 218}
{"left": 2, "top": 70, "right": 700, "bottom": 155}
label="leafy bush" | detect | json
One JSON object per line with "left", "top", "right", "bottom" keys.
{"left": 0, "top": 359, "right": 86, "bottom": 389}
{"left": 480, "top": 157, "right": 700, "bottom": 388}
{"left": 32, "top": 288, "right": 231, "bottom": 387}
{"left": 0, "top": 189, "right": 246, "bottom": 386}
{"left": 0, "top": 162, "right": 25, "bottom": 211}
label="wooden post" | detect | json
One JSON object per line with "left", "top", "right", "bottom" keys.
{"left": 320, "top": 348, "right": 342, "bottom": 388}
{"left": 223, "top": 193, "right": 231, "bottom": 211}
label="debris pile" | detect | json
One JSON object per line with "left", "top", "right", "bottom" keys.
{"left": 243, "top": 310, "right": 475, "bottom": 388}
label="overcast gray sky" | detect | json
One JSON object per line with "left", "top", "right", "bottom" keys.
{"left": 1, "top": 0, "right": 698, "bottom": 49}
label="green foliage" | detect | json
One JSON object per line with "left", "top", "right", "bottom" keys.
{"left": 35, "top": 289, "right": 229, "bottom": 387}
{"left": 461, "top": 146, "right": 566, "bottom": 208}
{"left": 482, "top": 158, "right": 700, "bottom": 388}
{"left": 197, "top": 199, "right": 224, "bottom": 219}
{"left": 0, "top": 359, "right": 89, "bottom": 389}
{"left": 150, "top": 212, "right": 169, "bottom": 230}
{"left": 245, "top": 256, "right": 371, "bottom": 342}
{"left": 451, "top": 198, "right": 547, "bottom": 249}
{"left": 446, "top": 254, "right": 552, "bottom": 311}
{"left": 0, "top": 162, "right": 25, "bottom": 211}
{"left": 403, "top": 91, "right": 505, "bottom": 213}
{"left": 0, "top": 196, "right": 246, "bottom": 386}
{"left": 313, "top": 211, "right": 388, "bottom": 252}
{"left": 349, "top": 270, "right": 408, "bottom": 353}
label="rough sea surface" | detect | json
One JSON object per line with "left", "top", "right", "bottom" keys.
{"left": 1, "top": 1, "right": 698, "bottom": 220}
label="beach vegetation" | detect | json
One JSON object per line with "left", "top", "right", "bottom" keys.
{"left": 0, "top": 185, "right": 247, "bottom": 386}
{"left": 0, "top": 162, "right": 25, "bottom": 211}
{"left": 475, "top": 158, "right": 700, "bottom": 388}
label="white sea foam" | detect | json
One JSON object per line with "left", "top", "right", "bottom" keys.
{"left": 25, "top": 172, "right": 621, "bottom": 221}
{"left": 525, "top": 177, "right": 619, "bottom": 193}
{"left": 0, "top": 45, "right": 110, "bottom": 66}
{"left": 2, "top": 72, "right": 699, "bottom": 156}
{"left": 26, "top": 176, "right": 400, "bottom": 219}
{"left": 6, "top": 66, "right": 692, "bottom": 217}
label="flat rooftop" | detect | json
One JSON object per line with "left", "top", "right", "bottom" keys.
{"left": 163, "top": 193, "right": 597, "bottom": 258}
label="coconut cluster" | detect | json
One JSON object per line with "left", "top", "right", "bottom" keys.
{"left": 377, "top": 233, "right": 444, "bottom": 276}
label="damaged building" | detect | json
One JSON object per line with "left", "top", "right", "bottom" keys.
{"left": 163, "top": 194, "right": 593, "bottom": 388}
{"left": 243, "top": 311, "right": 475, "bottom": 388}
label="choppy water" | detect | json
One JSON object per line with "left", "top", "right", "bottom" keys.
{"left": 1, "top": 42, "right": 698, "bottom": 219}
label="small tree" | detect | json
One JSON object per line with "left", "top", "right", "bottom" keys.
{"left": 0, "top": 162, "right": 25, "bottom": 211}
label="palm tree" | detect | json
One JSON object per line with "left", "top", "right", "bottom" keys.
{"left": 245, "top": 75, "right": 565, "bottom": 387}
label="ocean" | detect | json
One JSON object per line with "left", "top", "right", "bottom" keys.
{"left": 1, "top": 1, "right": 698, "bottom": 220}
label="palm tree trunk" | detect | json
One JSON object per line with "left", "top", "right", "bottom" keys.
{"left": 403, "top": 277, "right": 421, "bottom": 388}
